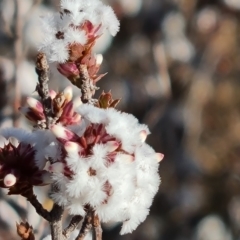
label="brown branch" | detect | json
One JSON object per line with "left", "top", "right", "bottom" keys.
{"left": 24, "top": 191, "right": 52, "bottom": 222}
{"left": 50, "top": 203, "right": 64, "bottom": 240}
{"left": 92, "top": 212, "right": 102, "bottom": 240}
{"left": 78, "top": 64, "right": 99, "bottom": 104}
{"left": 63, "top": 215, "right": 83, "bottom": 239}
{"left": 75, "top": 210, "right": 93, "bottom": 240}
{"left": 35, "top": 52, "right": 54, "bottom": 128}
{"left": 23, "top": 188, "right": 65, "bottom": 240}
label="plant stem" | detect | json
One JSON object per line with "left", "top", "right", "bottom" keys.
{"left": 76, "top": 210, "right": 93, "bottom": 240}
{"left": 63, "top": 215, "right": 83, "bottom": 239}
{"left": 92, "top": 212, "right": 102, "bottom": 240}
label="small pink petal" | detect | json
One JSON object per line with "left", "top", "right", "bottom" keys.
{"left": 122, "top": 154, "right": 134, "bottom": 163}
{"left": 49, "top": 90, "right": 57, "bottom": 99}
{"left": 139, "top": 130, "right": 147, "bottom": 143}
{"left": 64, "top": 141, "right": 79, "bottom": 153}
{"left": 4, "top": 174, "right": 17, "bottom": 187}
{"left": 105, "top": 141, "right": 119, "bottom": 152}
{"left": 156, "top": 153, "right": 164, "bottom": 162}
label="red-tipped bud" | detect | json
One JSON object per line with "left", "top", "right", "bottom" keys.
{"left": 57, "top": 62, "right": 80, "bottom": 78}
{"left": 26, "top": 97, "right": 43, "bottom": 113}
{"left": 51, "top": 125, "right": 78, "bottom": 141}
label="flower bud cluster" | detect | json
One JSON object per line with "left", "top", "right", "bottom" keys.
{"left": 44, "top": 104, "right": 163, "bottom": 234}
{"left": 0, "top": 0, "right": 163, "bottom": 236}
{"left": 1, "top": 97, "right": 163, "bottom": 235}
{"left": 39, "top": 0, "right": 119, "bottom": 83}
{"left": 0, "top": 129, "right": 51, "bottom": 195}
{"left": 19, "top": 86, "right": 81, "bottom": 127}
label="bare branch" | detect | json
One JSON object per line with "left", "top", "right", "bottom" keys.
{"left": 63, "top": 215, "right": 83, "bottom": 239}
{"left": 92, "top": 212, "right": 102, "bottom": 240}
{"left": 76, "top": 210, "right": 93, "bottom": 240}
{"left": 78, "top": 64, "right": 99, "bottom": 104}
{"left": 23, "top": 191, "right": 51, "bottom": 222}
{"left": 50, "top": 204, "right": 64, "bottom": 240}
{"left": 35, "top": 52, "right": 54, "bottom": 128}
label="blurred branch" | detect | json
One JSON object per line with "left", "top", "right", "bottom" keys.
{"left": 50, "top": 204, "right": 64, "bottom": 240}
{"left": 63, "top": 215, "right": 83, "bottom": 239}
{"left": 0, "top": 6, "right": 13, "bottom": 38}
{"left": 12, "top": 0, "right": 23, "bottom": 127}
{"left": 92, "top": 213, "right": 102, "bottom": 240}
{"left": 76, "top": 209, "right": 93, "bottom": 240}
{"left": 152, "top": 42, "right": 171, "bottom": 99}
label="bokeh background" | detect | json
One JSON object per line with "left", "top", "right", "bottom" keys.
{"left": 1, "top": 0, "right": 240, "bottom": 239}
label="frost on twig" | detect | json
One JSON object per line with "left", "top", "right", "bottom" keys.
{"left": 78, "top": 64, "right": 99, "bottom": 104}
{"left": 35, "top": 52, "right": 54, "bottom": 128}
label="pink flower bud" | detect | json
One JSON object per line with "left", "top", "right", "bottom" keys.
{"left": 4, "top": 173, "right": 17, "bottom": 187}
{"left": 64, "top": 141, "right": 79, "bottom": 153}
{"left": 51, "top": 125, "right": 78, "bottom": 141}
{"left": 26, "top": 97, "right": 43, "bottom": 113}
{"left": 57, "top": 62, "right": 80, "bottom": 78}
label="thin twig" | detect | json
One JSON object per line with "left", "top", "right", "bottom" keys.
{"left": 12, "top": 0, "right": 23, "bottom": 127}
{"left": 35, "top": 52, "right": 54, "bottom": 128}
{"left": 92, "top": 212, "right": 102, "bottom": 240}
{"left": 50, "top": 204, "right": 64, "bottom": 240}
{"left": 78, "top": 64, "right": 98, "bottom": 104}
{"left": 24, "top": 192, "right": 51, "bottom": 222}
{"left": 63, "top": 215, "right": 83, "bottom": 239}
{"left": 76, "top": 210, "right": 93, "bottom": 240}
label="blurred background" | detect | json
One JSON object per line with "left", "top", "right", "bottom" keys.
{"left": 1, "top": 0, "right": 240, "bottom": 239}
